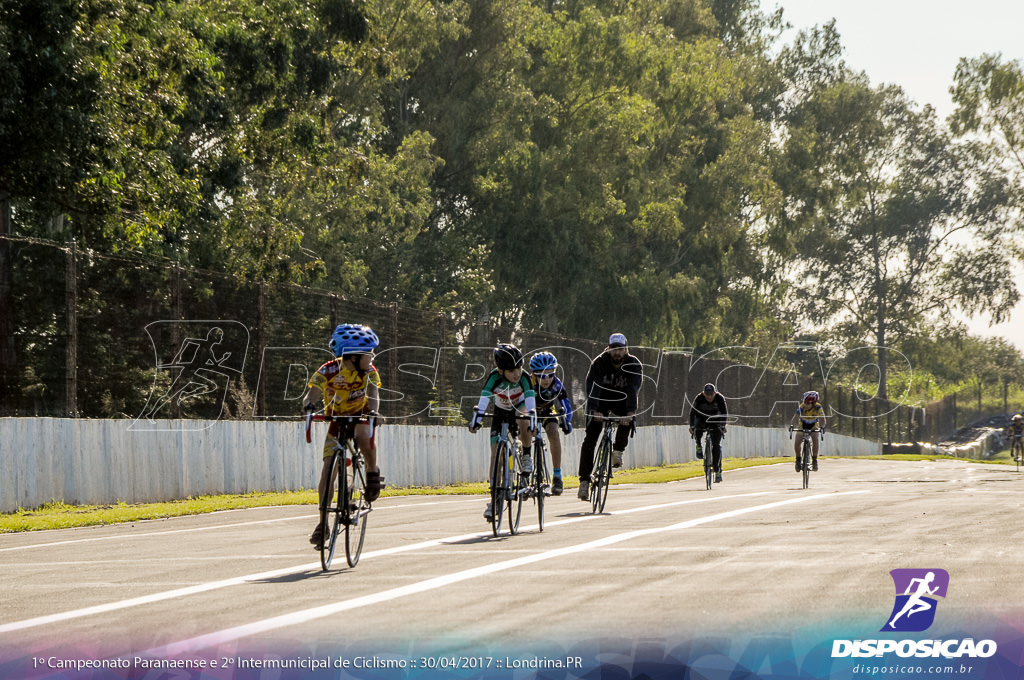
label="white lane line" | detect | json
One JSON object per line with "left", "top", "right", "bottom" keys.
{"left": 0, "top": 499, "right": 482, "bottom": 554}
{"left": 144, "top": 490, "right": 870, "bottom": 656}
{"left": 0, "top": 491, "right": 772, "bottom": 634}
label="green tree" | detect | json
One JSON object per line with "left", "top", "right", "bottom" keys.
{"left": 950, "top": 54, "right": 1024, "bottom": 179}
{"left": 402, "top": 0, "right": 784, "bottom": 345}
{"left": 775, "top": 54, "right": 1020, "bottom": 399}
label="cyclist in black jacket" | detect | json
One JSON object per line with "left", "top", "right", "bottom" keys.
{"left": 577, "top": 333, "right": 643, "bottom": 500}
{"left": 689, "top": 383, "right": 728, "bottom": 483}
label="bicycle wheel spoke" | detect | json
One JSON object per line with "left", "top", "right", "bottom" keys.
{"left": 535, "top": 438, "right": 547, "bottom": 532}
{"left": 320, "top": 452, "right": 343, "bottom": 571}
{"left": 490, "top": 442, "right": 506, "bottom": 536}
{"left": 704, "top": 433, "right": 713, "bottom": 490}
{"left": 345, "top": 451, "right": 369, "bottom": 567}
{"left": 509, "top": 444, "right": 523, "bottom": 535}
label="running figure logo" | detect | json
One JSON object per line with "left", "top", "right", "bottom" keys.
{"left": 881, "top": 569, "right": 949, "bottom": 632}
{"left": 133, "top": 320, "right": 248, "bottom": 429}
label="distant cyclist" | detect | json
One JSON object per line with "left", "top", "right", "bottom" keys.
{"left": 577, "top": 333, "right": 642, "bottom": 500}
{"left": 302, "top": 324, "right": 383, "bottom": 550}
{"left": 689, "top": 383, "right": 728, "bottom": 483}
{"left": 528, "top": 351, "right": 574, "bottom": 496}
{"left": 791, "top": 390, "right": 826, "bottom": 471}
{"left": 469, "top": 343, "right": 537, "bottom": 522}
{"left": 1007, "top": 414, "right": 1024, "bottom": 461}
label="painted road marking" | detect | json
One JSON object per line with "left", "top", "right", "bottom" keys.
{"left": 143, "top": 491, "right": 870, "bottom": 656}
{"left": 0, "top": 492, "right": 774, "bottom": 633}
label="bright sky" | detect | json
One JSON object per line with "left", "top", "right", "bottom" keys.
{"left": 760, "top": 0, "right": 1024, "bottom": 347}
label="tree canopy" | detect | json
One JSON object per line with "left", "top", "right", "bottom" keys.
{"left": 2, "top": 0, "right": 1023, "bottom": 409}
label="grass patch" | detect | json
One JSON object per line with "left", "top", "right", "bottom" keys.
{"left": 1, "top": 455, "right": 1001, "bottom": 534}
{"left": 0, "top": 491, "right": 317, "bottom": 533}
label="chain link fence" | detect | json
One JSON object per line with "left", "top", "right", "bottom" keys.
{"left": 0, "top": 235, "right": 992, "bottom": 444}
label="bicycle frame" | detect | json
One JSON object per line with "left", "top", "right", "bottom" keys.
{"left": 479, "top": 412, "right": 527, "bottom": 536}
{"left": 306, "top": 413, "right": 374, "bottom": 570}
{"left": 790, "top": 425, "right": 823, "bottom": 490}
{"left": 531, "top": 429, "right": 551, "bottom": 531}
{"left": 590, "top": 414, "right": 628, "bottom": 514}
{"left": 694, "top": 416, "right": 727, "bottom": 490}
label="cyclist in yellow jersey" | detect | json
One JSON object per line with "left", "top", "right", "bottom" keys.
{"left": 791, "top": 390, "right": 826, "bottom": 472}
{"left": 302, "top": 324, "right": 382, "bottom": 550}
{"left": 1007, "top": 414, "right": 1024, "bottom": 461}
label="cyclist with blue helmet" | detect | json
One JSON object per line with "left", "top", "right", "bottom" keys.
{"left": 791, "top": 390, "right": 826, "bottom": 472}
{"left": 469, "top": 343, "right": 538, "bottom": 522}
{"left": 302, "top": 323, "right": 384, "bottom": 550}
{"left": 528, "top": 351, "right": 574, "bottom": 496}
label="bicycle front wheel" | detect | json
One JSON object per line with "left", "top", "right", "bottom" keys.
{"left": 704, "top": 434, "right": 713, "bottom": 490}
{"left": 507, "top": 445, "right": 524, "bottom": 535}
{"left": 534, "top": 437, "right": 549, "bottom": 532}
{"left": 490, "top": 442, "right": 507, "bottom": 536}
{"left": 320, "top": 451, "right": 345, "bottom": 571}
{"left": 592, "top": 437, "right": 612, "bottom": 514}
{"left": 802, "top": 441, "right": 811, "bottom": 489}
{"left": 345, "top": 452, "right": 370, "bottom": 567}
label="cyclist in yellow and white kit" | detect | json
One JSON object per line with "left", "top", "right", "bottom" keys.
{"left": 791, "top": 390, "right": 826, "bottom": 472}
{"left": 302, "top": 324, "right": 383, "bottom": 550}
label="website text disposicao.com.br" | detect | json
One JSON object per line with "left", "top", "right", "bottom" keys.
{"left": 849, "top": 662, "right": 980, "bottom": 676}
{"left": 834, "top": 638, "right": 996, "bottom": 676}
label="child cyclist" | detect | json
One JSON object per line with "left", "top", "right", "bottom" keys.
{"left": 468, "top": 343, "right": 537, "bottom": 521}
{"left": 527, "top": 351, "right": 574, "bottom": 495}
{"left": 791, "top": 390, "right": 826, "bottom": 471}
{"left": 302, "top": 324, "right": 384, "bottom": 550}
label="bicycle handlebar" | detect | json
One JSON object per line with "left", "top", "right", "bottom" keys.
{"left": 789, "top": 425, "right": 826, "bottom": 440}
{"left": 305, "top": 412, "right": 378, "bottom": 444}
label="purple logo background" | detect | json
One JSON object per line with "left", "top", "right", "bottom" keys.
{"left": 881, "top": 568, "right": 949, "bottom": 632}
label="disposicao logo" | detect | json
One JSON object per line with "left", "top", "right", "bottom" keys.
{"left": 831, "top": 568, "right": 998, "bottom": 660}
{"left": 882, "top": 568, "right": 949, "bottom": 632}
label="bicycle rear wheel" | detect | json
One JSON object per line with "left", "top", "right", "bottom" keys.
{"left": 1016, "top": 441, "right": 1022, "bottom": 472}
{"left": 508, "top": 444, "right": 524, "bottom": 535}
{"left": 345, "top": 452, "right": 370, "bottom": 567}
{"left": 704, "top": 433, "right": 713, "bottom": 490}
{"left": 802, "top": 441, "right": 811, "bottom": 489}
{"left": 320, "top": 451, "right": 345, "bottom": 571}
{"left": 490, "top": 442, "right": 507, "bottom": 536}
{"left": 534, "top": 437, "right": 549, "bottom": 531}
{"left": 592, "top": 436, "right": 612, "bottom": 514}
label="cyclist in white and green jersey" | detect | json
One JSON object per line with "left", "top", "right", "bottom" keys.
{"left": 469, "top": 343, "right": 538, "bottom": 522}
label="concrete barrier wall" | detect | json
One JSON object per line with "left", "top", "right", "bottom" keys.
{"left": 0, "top": 419, "right": 881, "bottom": 512}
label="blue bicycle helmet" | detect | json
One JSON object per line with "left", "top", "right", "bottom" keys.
{"left": 529, "top": 351, "right": 558, "bottom": 373}
{"left": 329, "top": 324, "right": 380, "bottom": 357}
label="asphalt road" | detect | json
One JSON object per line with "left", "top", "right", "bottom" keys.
{"left": 2, "top": 458, "right": 1022, "bottom": 676}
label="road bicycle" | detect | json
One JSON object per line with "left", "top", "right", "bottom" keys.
{"left": 694, "top": 417, "right": 728, "bottom": 490}
{"left": 1011, "top": 433, "right": 1024, "bottom": 472}
{"left": 588, "top": 414, "right": 634, "bottom": 514}
{"left": 789, "top": 425, "right": 824, "bottom": 490}
{"left": 477, "top": 411, "right": 532, "bottom": 537}
{"left": 306, "top": 412, "right": 379, "bottom": 570}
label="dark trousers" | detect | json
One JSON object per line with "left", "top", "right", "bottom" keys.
{"left": 694, "top": 426, "right": 724, "bottom": 473}
{"left": 579, "top": 413, "right": 632, "bottom": 479}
